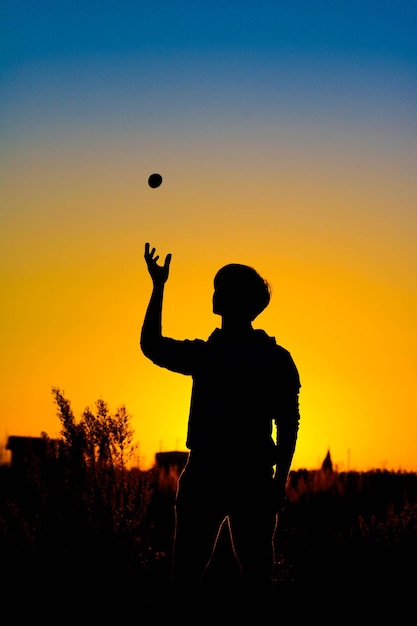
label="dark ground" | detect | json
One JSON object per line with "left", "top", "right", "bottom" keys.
{"left": 3, "top": 466, "right": 416, "bottom": 621}
{"left": 5, "top": 520, "right": 413, "bottom": 623}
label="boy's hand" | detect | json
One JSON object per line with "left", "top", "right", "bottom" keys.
{"left": 144, "top": 242, "right": 172, "bottom": 286}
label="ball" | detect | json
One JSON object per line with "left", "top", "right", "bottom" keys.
{"left": 148, "top": 173, "right": 163, "bottom": 188}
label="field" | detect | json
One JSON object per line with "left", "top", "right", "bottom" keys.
{"left": 1, "top": 446, "right": 416, "bottom": 620}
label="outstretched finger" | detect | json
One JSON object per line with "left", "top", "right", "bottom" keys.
{"left": 144, "top": 242, "right": 152, "bottom": 260}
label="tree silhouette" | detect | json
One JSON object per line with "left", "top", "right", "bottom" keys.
{"left": 44, "top": 388, "right": 150, "bottom": 578}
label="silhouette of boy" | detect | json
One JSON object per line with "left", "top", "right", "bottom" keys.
{"left": 140, "top": 242, "right": 301, "bottom": 605}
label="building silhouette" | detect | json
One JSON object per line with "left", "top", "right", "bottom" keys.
{"left": 321, "top": 449, "right": 333, "bottom": 473}
{"left": 6, "top": 436, "right": 60, "bottom": 471}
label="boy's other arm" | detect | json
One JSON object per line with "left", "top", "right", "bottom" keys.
{"left": 274, "top": 383, "right": 301, "bottom": 511}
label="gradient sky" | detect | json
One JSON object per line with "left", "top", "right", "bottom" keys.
{"left": 1, "top": 1, "right": 416, "bottom": 471}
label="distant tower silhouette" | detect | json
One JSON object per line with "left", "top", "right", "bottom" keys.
{"left": 321, "top": 449, "right": 333, "bottom": 473}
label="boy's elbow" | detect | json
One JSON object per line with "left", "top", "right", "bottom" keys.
{"left": 140, "top": 332, "right": 162, "bottom": 362}
{"left": 140, "top": 335, "right": 153, "bottom": 359}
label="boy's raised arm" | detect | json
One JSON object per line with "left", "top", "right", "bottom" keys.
{"left": 140, "top": 243, "right": 172, "bottom": 359}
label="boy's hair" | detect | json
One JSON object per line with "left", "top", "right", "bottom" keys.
{"left": 214, "top": 263, "right": 271, "bottom": 321}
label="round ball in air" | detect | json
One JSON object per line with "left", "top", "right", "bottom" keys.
{"left": 148, "top": 173, "right": 163, "bottom": 188}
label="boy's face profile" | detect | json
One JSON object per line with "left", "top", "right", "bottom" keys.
{"left": 212, "top": 284, "right": 236, "bottom": 317}
{"left": 213, "top": 272, "right": 241, "bottom": 317}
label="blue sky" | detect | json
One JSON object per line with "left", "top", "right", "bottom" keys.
{"left": 2, "top": 1, "right": 416, "bottom": 147}
{"left": 3, "top": 1, "right": 416, "bottom": 71}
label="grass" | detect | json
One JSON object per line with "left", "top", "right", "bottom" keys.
{"left": 1, "top": 461, "right": 416, "bottom": 619}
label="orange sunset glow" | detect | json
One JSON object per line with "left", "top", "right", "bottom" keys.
{"left": 1, "top": 2, "right": 416, "bottom": 474}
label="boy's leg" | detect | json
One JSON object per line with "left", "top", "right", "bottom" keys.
{"left": 228, "top": 489, "right": 278, "bottom": 600}
{"left": 170, "top": 469, "right": 225, "bottom": 604}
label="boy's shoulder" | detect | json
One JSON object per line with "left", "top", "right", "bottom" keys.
{"left": 253, "top": 329, "right": 291, "bottom": 354}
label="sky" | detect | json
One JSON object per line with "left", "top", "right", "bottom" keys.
{"left": 1, "top": 1, "right": 416, "bottom": 472}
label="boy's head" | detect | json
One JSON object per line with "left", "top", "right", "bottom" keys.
{"left": 213, "top": 263, "right": 271, "bottom": 321}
